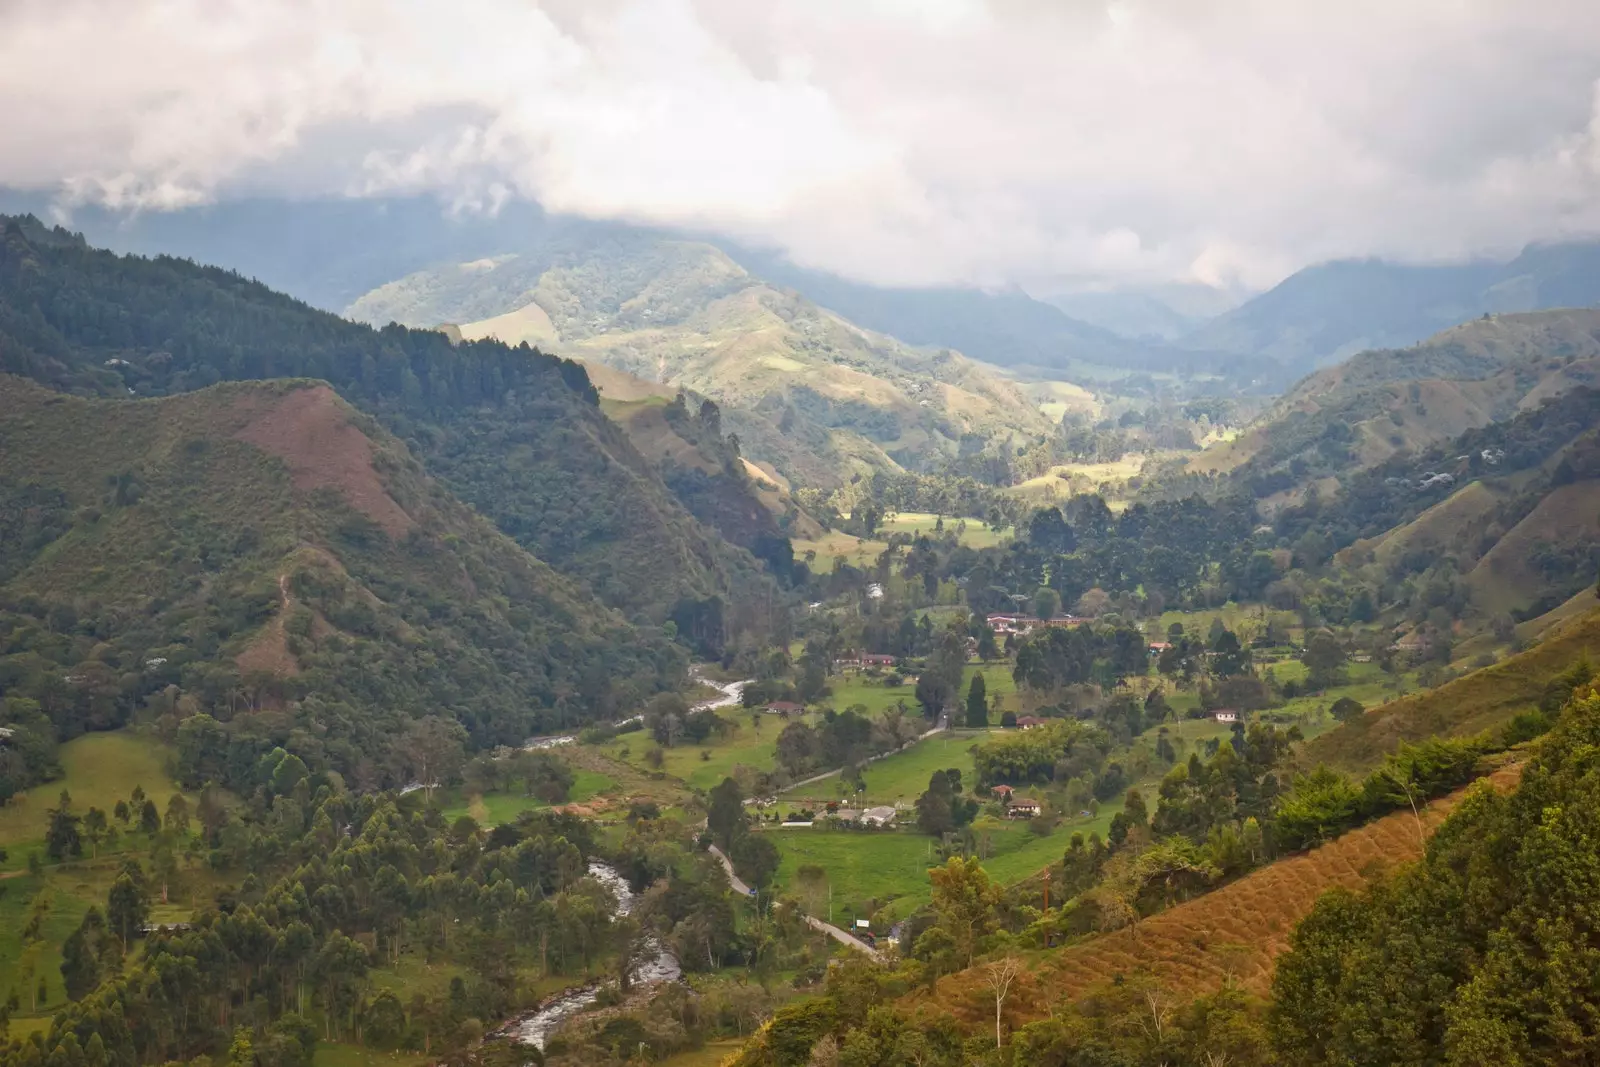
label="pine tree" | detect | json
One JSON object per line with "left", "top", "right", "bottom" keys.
{"left": 965, "top": 674, "right": 989, "bottom": 728}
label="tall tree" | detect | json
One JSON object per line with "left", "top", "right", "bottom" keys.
{"left": 965, "top": 673, "right": 990, "bottom": 729}
{"left": 707, "top": 777, "right": 746, "bottom": 853}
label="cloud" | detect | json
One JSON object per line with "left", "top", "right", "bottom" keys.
{"left": 3, "top": 0, "right": 1599, "bottom": 289}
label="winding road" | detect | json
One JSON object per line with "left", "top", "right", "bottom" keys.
{"left": 707, "top": 844, "right": 884, "bottom": 962}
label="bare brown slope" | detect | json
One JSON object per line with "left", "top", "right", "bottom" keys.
{"left": 234, "top": 384, "right": 414, "bottom": 537}
{"left": 1303, "top": 606, "right": 1600, "bottom": 773}
{"left": 917, "top": 762, "right": 1523, "bottom": 1032}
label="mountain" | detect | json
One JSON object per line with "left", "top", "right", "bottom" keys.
{"left": 1041, "top": 283, "right": 1247, "bottom": 342}
{"left": 347, "top": 235, "right": 1056, "bottom": 488}
{"left": 1183, "top": 240, "right": 1600, "bottom": 377}
{"left": 720, "top": 244, "right": 1274, "bottom": 388}
{"left": 0, "top": 214, "right": 781, "bottom": 642}
{"left": 0, "top": 373, "right": 686, "bottom": 794}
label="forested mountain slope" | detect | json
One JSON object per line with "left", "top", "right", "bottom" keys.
{"left": 0, "top": 215, "right": 781, "bottom": 638}
{"left": 0, "top": 375, "right": 683, "bottom": 797}
{"left": 347, "top": 236, "right": 1053, "bottom": 488}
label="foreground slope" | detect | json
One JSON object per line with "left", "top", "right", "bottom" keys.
{"left": 0, "top": 375, "right": 682, "bottom": 789}
{"left": 924, "top": 760, "right": 1523, "bottom": 1031}
{"left": 0, "top": 215, "right": 775, "bottom": 627}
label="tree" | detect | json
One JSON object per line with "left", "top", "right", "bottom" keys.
{"left": 45, "top": 790, "right": 81, "bottom": 861}
{"left": 400, "top": 716, "right": 467, "bottom": 800}
{"left": 81, "top": 807, "right": 108, "bottom": 859}
{"left": 730, "top": 833, "right": 780, "bottom": 891}
{"left": 138, "top": 799, "right": 160, "bottom": 835}
{"left": 164, "top": 794, "right": 191, "bottom": 837}
{"left": 976, "top": 625, "right": 999, "bottom": 661}
{"left": 965, "top": 673, "right": 989, "bottom": 729}
{"left": 107, "top": 867, "right": 151, "bottom": 949}
{"left": 1329, "top": 696, "right": 1364, "bottom": 722}
{"left": 707, "top": 777, "right": 746, "bottom": 852}
{"left": 1300, "top": 631, "right": 1347, "bottom": 690}
{"left": 925, "top": 856, "right": 1001, "bottom": 968}
{"left": 228, "top": 1026, "right": 254, "bottom": 1067}
{"left": 1033, "top": 586, "right": 1061, "bottom": 621}
{"left": 984, "top": 956, "right": 1025, "bottom": 1049}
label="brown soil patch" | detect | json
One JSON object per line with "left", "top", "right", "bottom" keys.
{"left": 235, "top": 573, "right": 299, "bottom": 678}
{"left": 922, "top": 763, "right": 1524, "bottom": 1027}
{"left": 235, "top": 385, "right": 413, "bottom": 536}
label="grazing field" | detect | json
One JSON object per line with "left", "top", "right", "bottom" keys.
{"left": 438, "top": 769, "right": 617, "bottom": 825}
{"left": 791, "top": 530, "right": 888, "bottom": 574}
{"left": 1157, "top": 603, "right": 1303, "bottom": 644}
{"left": 781, "top": 730, "right": 999, "bottom": 807}
{"left": 1306, "top": 605, "right": 1600, "bottom": 772}
{"left": 603, "top": 724, "right": 779, "bottom": 793}
{"left": 875, "top": 512, "right": 1011, "bottom": 549}
{"left": 312, "top": 1043, "right": 427, "bottom": 1067}
{"left": 0, "top": 731, "right": 186, "bottom": 853}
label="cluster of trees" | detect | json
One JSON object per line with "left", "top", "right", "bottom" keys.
{"left": 970, "top": 720, "right": 1108, "bottom": 787}
{"left": 772, "top": 706, "right": 923, "bottom": 782}
{"left": 1012, "top": 622, "right": 1150, "bottom": 693}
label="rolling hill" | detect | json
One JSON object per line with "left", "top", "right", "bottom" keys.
{"left": 1194, "top": 308, "right": 1600, "bottom": 496}
{"left": 0, "top": 214, "right": 781, "bottom": 635}
{"left": 347, "top": 236, "right": 1055, "bottom": 488}
{"left": 1302, "top": 604, "right": 1600, "bottom": 773}
{"left": 0, "top": 374, "right": 684, "bottom": 793}
{"left": 1182, "top": 240, "right": 1600, "bottom": 378}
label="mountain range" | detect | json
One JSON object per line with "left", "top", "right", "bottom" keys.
{"left": 1182, "top": 242, "right": 1600, "bottom": 378}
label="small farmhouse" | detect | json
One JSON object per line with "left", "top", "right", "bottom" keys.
{"left": 1007, "top": 799, "right": 1042, "bottom": 819}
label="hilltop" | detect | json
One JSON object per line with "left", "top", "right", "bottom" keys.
{"left": 0, "top": 214, "right": 782, "bottom": 635}
{"left": 0, "top": 375, "right": 683, "bottom": 793}
{"left": 347, "top": 236, "right": 1053, "bottom": 488}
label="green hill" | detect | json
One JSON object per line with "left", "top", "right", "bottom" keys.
{"left": 1302, "top": 605, "right": 1600, "bottom": 773}
{"left": 1192, "top": 308, "right": 1600, "bottom": 497}
{"left": 346, "top": 237, "right": 1053, "bottom": 488}
{"left": 0, "top": 374, "right": 684, "bottom": 796}
{"left": 0, "top": 214, "right": 780, "bottom": 637}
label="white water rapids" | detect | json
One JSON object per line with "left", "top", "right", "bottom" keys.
{"left": 496, "top": 668, "right": 750, "bottom": 1049}
{"left": 498, "top": 861, "right": 682, "bottom": 1050}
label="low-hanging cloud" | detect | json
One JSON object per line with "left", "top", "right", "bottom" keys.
{"left": 4, "top": 0, "right": 1600, "bottom": 290}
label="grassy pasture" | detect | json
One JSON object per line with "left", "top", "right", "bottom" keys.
{"left": 437, "top": 769, "right": 617, "bottom": 826}
{"left": 0, "top": 731, "right": 185, "bottom": 851}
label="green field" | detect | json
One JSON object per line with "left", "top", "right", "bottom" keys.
{"left": 780, "top": 730, "right": 1000, "bottom": 807}
{"left": 1157, "top": 603, "right": 1302, "bottom": 644}
{"left": 875, "top": 512, "right": 1011, "bottom": 549}
{"left": 312, "top": 1043, "right": 426, "bottom": 1067}
{"left": 0, "top": 731, "right": 186, "bottom": 851}
{"left": 604, "top": 723, "right": 779, "bottom": 793}
{"left": 438, "top": 769, "right": 616, "bottom": 825}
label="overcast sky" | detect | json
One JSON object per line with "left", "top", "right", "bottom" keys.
{"left": 4, "top": 0, "right": 1600, "bottom": 291}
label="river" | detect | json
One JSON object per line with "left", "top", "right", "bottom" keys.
{"left": 497, "top": 861, "right": 682, "bottom": 1051}
{"left": 495, "top": 669, "right": 750, "bottom": 1049}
